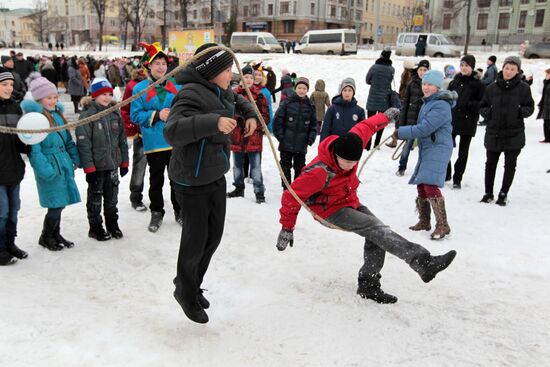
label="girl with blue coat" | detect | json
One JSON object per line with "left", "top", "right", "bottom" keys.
{"left": 22, "top": 77, "right": 81, "bottom": 251}
{"left": 320, "top": 77, "right": 365, "bottom": 141}
{"left": 396, "top": 70, "right": 457, "bottom": 240}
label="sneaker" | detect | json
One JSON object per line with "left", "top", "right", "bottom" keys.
{"left": 173, "top": 291, "right": 209, "bottom": 324}
{"left": 148, "top": 211, "right": 164, "bottom": 233}
{"left": 412, "top": 251, "right": 457, "bottom": 283}
{"left": 132, "top": 202, "right": 147, "bottom": 212}
{"left": 358, "top": 287, "right": 398, "bottom": 304}
{"left": 395, "top": 169, "right": 405, "bottom": 177}
{"left": 495, "top": 192, "right": 507, "bottom": 206}
{"left": 0, "top": 250, "right": 18, "bottom": 266}
{"left": 452, "top": 182, "right": 461, "bottom": 189}
{"left": 227, "top": 186, "right": 244, "bottom": 198}
{"left": 480, "top": 193, "right": 494, "bottom": 203}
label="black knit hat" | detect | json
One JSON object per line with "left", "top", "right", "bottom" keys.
{"left": 416, "top": 59, "right": 430, "bottom": 70}
{"left": 0, "top": 66, "right": 14, "bottom": 82}
{"left": 488, "top": 55, "right": 497, "bottom": 64}
{"left": 333, "top": 132, "right": 363, "bottom": 161}
{"left": 381, "top": 47, "right": 392, "bottom": 60}
{"left": 193, "top": 43, "right": 234, "bottom": 81}
{"left": 242, "top": 64, "right": 253, "bottom": 75}
{"left": 461, "top": 54, "right": 476, "bottom": 69}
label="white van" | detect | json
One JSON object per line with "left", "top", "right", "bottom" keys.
{"left": 295, "top": 29, "right": 358, "bottom": 55}
{"left": 396, "top": 33, "right": 461, "bottom": 57}
{"left": 230, "top": 32, "right": 283, "bottom": 53}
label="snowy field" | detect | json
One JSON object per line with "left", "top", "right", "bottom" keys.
{"left": 1, "top": 49, "right": 550, "bottom": 366}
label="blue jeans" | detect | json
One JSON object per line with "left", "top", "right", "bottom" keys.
{"left": 232, "top": 152, "right": 265, "bottom": 194}
{"left": 398, "top": 139, "right": 415, "bottom": 172}
{"left": 0, "top": 184, "right": 21, "bottom": 251}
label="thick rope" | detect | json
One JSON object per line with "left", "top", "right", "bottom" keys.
{"left": 391, "top": 140, "right": 406, "bottom": 161}
{"left": 356, "top": 135, "right": 393, "bottom": 181}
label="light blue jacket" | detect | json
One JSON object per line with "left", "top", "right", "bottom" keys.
{"left": 22, "top": 100, "right": 81, "bottom": 208}
{"left": 398, "top": 90, "right": 457, "bottom": 187}
{"left": 130, "top": 77, "right": 182, "bottom": 154}
{"left": 261, "top": 87, "right": 274, "bottom": 132}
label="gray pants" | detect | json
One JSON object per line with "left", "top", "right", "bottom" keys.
{"left": 129, "top": 137, "right": 147, "bottom": 204}
{"left": 327, "top": 205, "right": 429, "bottom": 281}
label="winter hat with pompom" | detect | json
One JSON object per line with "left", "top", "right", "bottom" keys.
{"left": 30, "top": 76, "right": 57, "bottom": 101}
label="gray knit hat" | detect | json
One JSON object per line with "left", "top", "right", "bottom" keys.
{"left": 339, "top": 77, "right": 356, "bottom": 95}
{"left": 503, "top": 55, "right": 521, "bottom": 70}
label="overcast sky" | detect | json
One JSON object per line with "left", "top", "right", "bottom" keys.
{"left": 2, "top": 0, "right": 34, "bottom": 9}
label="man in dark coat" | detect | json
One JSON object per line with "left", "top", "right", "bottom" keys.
{"left": 447, "top": 55, "right": 485, "bottom": 188}
{"left": 415, "top": 37, "right": 426, "bottom": 57}
{"left": 537, "top": 67, "right": 550, "bottom": 143}
{"left": 13, "top": 52, "right": 33, "bottom": 86}
{"left": 479, "top": 56, "right": 534, "bottom": 206}
{"left": 1, "top": 56, "right": 26, "bottom": 102}
{"left": 166, "top": 43, "right": 257, "bottom": 324}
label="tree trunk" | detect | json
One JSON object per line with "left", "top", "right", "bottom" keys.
{"left": 99, "top": 21, "right": 104, "bottom": 50}
{"left": 162, "top": 0, "right": 167, "bottom": 49}
{"left": 464, "top": 0, "right": 472, "bottom": 55}
{"left": 182, "top": 0, "right": 188, "bottom": 28}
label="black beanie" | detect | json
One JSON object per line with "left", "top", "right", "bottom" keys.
{"left": 488, "top": 55, "right": 497, "bottom": 64}
{"left": 416, "top": 59, "right": 430, "bottom": 70}
{"left": 193, "top": 43, "right": 234, "bottom": 81}
{"left": 333, "top": 132, "right": 363, "bottom": 161}
{"left": 461, "top": 54, "right": 476, "bottom": 69}
{"left": 242, "top": 64, "right": 253, "bottom": 75}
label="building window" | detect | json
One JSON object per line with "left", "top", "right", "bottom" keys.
{"left": 330, "top": 5, "right": 336, "bottom": 17}
{"left": 477, "top": 0, "right": 491, "bottom": 7}
{"left": 365, "top": 0, "right": 368, "bottom": 12}
{"left": 268, "top": 4, "right": 273, "bottom": 15}
{"left": 520, "top": 0, "right": 530, "bottom": 4}
{"left": 251, "top": 5, "right": 258, "bottom": 16}
{"left": 518, "top": 10, "right": 527, "bottom": 28}
{"left": 311, "top": 2, "right": 315, "bottom": 15}
{"left": 443, "top": 13, "right": 452, "bottom": 29}
{"left": 356, "top": 10, "right": 362, "bottom": 20}
{"left": 499, "top": 0, "right": 512, "bottom": 5}
{"left": 498, "top": 13, "right": 510, "bottom": 29}
{"left": 283, "top": 20, "right": 295, "bottom": 33}
{"left": 535, "top": 9, "right": 545, "bottom": 27}
{"left": 193, "top": 10, "right": 197, "bottom": 19}
{"left": 444, "top": 0, "right": 454, "bottom": 8}
{"left": 536, "top": 0, "right": 546, "bottom": 2}
{"left": 243, "top": 6, "right": 248, "bottom": 17}
{"left": 280, "top": 1, "right": 290, "bottom": 14}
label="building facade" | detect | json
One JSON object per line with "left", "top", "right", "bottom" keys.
{"left": 362, "top": 0, "right": 425, "bottom": 44}
{"left": 427, "top": 0, "right": 549, "bottom": 45}
{"left": 0, "top": 8, "right": 34, "bottom": 47}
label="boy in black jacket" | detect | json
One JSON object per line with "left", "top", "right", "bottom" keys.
{"left": 0, "top": 68, "right": 30, "bottom": 265}
{"left": 165, "top": 43, "right": 257, "bottom": 324}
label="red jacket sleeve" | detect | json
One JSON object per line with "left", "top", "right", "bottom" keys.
{"left": 349, "top": 113, "right": 389, "bottom": 148}
{"left": 279, "top": 166, "right": 327, "bottom": 231}
{"left": 121, "top": 82, "right": 140, "bottom": 138}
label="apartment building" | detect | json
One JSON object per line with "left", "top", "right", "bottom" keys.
{"left": 427, "top": 0, "right": 549, "bottom": 44}
{"left": 0, "top": 8, "right": 34, "bottom": 46}
{"left": 362, "top": 0, "right": 425, "bottom": 44}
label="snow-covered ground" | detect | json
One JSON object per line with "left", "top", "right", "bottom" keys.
{"left": 1, "top": 50, "right": 550, "bottom": 367}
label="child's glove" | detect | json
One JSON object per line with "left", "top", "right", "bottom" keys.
{"left": 86, "top": 172, "right": 97, "bottom": 185}
{"left": 120, "top": 167, "right": 129, "bottom": 177}
{"left": 276, "top": 229, "right": 294, "bottom": 251}
{"left": 384, "top": 107, "right": 401, "bottom": 125}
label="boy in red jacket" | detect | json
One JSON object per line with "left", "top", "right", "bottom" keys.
{"left": 277, "top": 108, "right": 456, "bottom": 304}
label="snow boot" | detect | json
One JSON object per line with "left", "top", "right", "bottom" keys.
{"left": 173, "top": 291, "right": 209, "bottom": 324}
{"left": 54, "top": 220, "right": 74, "bottom": 248}
{"left": 410, "top": 197, "right": 431, "bottom": 231}
{"left": 6, "top": 239, "right": 28, "bottom": 259}
{"left": 148, "top": 211, "right": 164, "bottom": 233}
{"left": 495, "top": 192, "right": 507, "bottom": 206}
{"left": 480, "top": 193, "right": 494, "bottom": 203}
{"left": 88, "top": 224, "right": 112, "bottom": 241}
{"left": 39, "top": 217, "right": 64, "bottom": 251}
{"left": 357, "top": 275, "right": 398, "bottom": 304}
{"left": 227, "top": 185, "right": 244, "bottom": 198}
{"left": 428, "top": 197, "right": 451, "bottom": 240}
{"left": 255, "top": 192, "right": 265, "bottom": 204}
{"left": 106, "top": 222, "right": 123, "bottom": 239}
{"left": 410, "top": 250, "right": 457, "bottom": 283}
{"left": 0, "top": 250, "right": 17, "bottom": 265}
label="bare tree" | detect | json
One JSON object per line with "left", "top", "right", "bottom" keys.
{"left": 119, "top": 0, "right": 131, "bottom": 49}
{"left": 29, "top": 0, "right": 49, "bottom": 47}
{"left": 223, "top": 0, "right": 238, "bottom": 45}
{"left": 398, "top": 0, "right": 424, "bottom": 32}
{"left": 463, "top": 0, "right": 473, "bottom": 54}
{"left": 176, "top": 0, "right": 189, "bottom": 29}
{"left": 128, "top": 0, "right": 150, "bottom": 47}
{"left": 81, "top": 0, "right": 109, "bottom": 51}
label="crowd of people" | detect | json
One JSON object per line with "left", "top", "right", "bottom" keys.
{"left": 0, "top": 43, "right": 547, "bottom": 324}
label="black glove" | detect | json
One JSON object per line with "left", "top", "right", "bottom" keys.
{"left": 384, "top": 107, "right": 401, "bottom": 125}
{"left": 120, "top": 167, "right": 129, "bottom": 177}
{"left": 86, "top": 172, "right": 97, "bottom": 184}
{"left": 276, "top": 229, "right": 294, "bottom": 251}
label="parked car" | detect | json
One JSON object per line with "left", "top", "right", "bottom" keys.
{"left": 395, "top": 33, "right": 461, "bottom": 57}
{"left": 524, "top": 42, "right": 550, "bottom": 59}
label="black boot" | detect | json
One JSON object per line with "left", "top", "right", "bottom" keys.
{"left": 495, "top": 192, "right": 507, "bottom": 206}
{"left": 410, "top": 250, "right": 457, "bottom": 283}
{"left": 255, "top": 192, "right": 265, "bottom": 204}
{"left": 173, "top": 278, "right": 210, "bottom": 309}
{"left": 173, "top": 291, "right": 209, "bottom": 324}
{"left": 357, "top": 274, "right": 398, "bottom": 304}
{"left": 148, "top": 211, "right": 164, "bottom": 233}
{"left": 6, "top": 239, "right": 28, "bottom": 259}
{"left": 39, "top": 217, "right": 64, "bottom": 251}
{"left": 106, "top": 222, "right": 123, "bottom": 239}
{"left": 54, "top": 220, "right": 74, "bottom": 248}
{"left": 0, "top": 249, "right": 17, "bottom": 265}
{"left": 480, "top": 193, "right": 494, "bottom": 203}
{"left": 227, "top": 185, "right": 244, "bottom": 198}
{"left": 88, "top": 224, "right": 112, "bottom": 241}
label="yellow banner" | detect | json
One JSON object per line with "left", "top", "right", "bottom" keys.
{"left": 414, "top": 15, "right": 424, "bottom": 26}
{"left": 168, "top": 29, "right": 215, "bottom": 54}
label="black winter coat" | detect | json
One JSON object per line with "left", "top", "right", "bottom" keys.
{"left": 398, "top": 73, "right": 424, "bottom": 127}
{"left": 366, "top": 58, "right": 394, "bottom": 112}
{"left": 480, "top": 72, "right": 535, "bottom": 152}
{"left": 273, "top": 93, "right": 317, "bottom": 154}
{"left": 0, "top": 98, "right": 29, "bottom": 185}
{"left": 537, "top": 79, "right": 550, "bottom": 120}
{"left": 448, "top": 71, "right": 486, "bottom": 136}
{"left": 165, "top": 65, "right": 256, "bottom": 187}
{"left": 41, "top": 67, "right": 59, "bottom": 87}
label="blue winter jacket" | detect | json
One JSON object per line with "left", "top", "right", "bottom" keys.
{"left": 261, "top": 87, "right": 274, "bottom": 132}
{"left": 22, "top": 100, "right": 81, "bottom": 208}
{"left": 320, "top": 96, "right": 365, "bottom": 141}
{"left": 398, "top": 90, "right": 457, "bottom": 187}
{"left": 130, "top": 77, "right": 182, "bottom": 154}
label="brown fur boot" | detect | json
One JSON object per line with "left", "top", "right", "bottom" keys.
{"left": 428, "top": 197, "right": 451, "bottom": 240}
{"left": 409, "top": 197, "right": 431, "bottom": 231}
